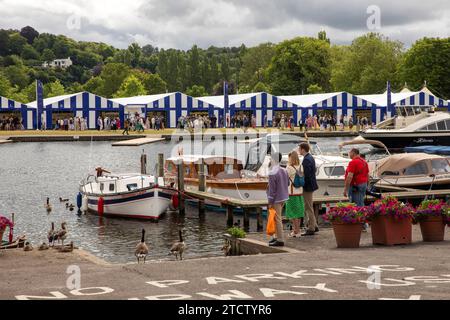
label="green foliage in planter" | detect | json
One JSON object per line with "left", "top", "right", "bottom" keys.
{"left": 227, "top": 227, "right": 246, "bottom": 238}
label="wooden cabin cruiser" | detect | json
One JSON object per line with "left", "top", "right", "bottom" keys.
{"left": 79, "top": 173, "right": 176, "bottom": 220}
{"left": 370, "top": 153, "right": 450, "bottom": 190}
{"left": 361, "top": 109, "right": 450, "bottom": 149}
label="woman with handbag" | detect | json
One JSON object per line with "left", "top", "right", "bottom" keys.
{"left": 286, "top": 151, "right": 305, "bottom": 238}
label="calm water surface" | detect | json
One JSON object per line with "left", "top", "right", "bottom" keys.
{"left": 0, "top": 136, "right": 351, "bottom": 263}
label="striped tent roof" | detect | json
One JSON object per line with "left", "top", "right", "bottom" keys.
{"left": 278, "top": 91, "right": 375, "bottom": 108}
{"left": 357, "top": 88, "right": 448, "bottom": 107}
{"left": 196, "top": 92, "right": 292, "bottom": 109}
{"left": 1, "top": 96, "right": 26, "bottom": 109}
{"left": 28, "top": 92, "right": 123, "bottom": 109}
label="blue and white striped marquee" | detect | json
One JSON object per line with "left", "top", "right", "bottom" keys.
{"left": 28, "top": 91, "right": 124, "bottom": 129}
{"left": 0, "top": 96, "right": 35, "bottom": 129}
{"left": 112, "top": 92, "right": 201, "bottom": 128}
{"left": 358, "top": 88, "right": 450, "bottom": 123}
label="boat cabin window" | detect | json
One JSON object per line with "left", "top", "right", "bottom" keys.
{"left": 109, "top": 184, "right": 115, "bottom": 192}
{"left": 446, "top": 120, "right": 450, "bottom": 130}
{"left": 427, "top": 122, "right": 438, "bottom": 131}
{"left": 403, "top": 162, "right": 429, "bottom": 176}
{"left": 437, "top": 120, "right": 446, "bottom": 131}
{"left": 431, "top": 159, "right": 450, "bottom": 174}
{"left": 324, "top": 166, "right": 346, "bottom": 177}
{"left": 381, "top": 171, "right": 400, "bottom": 176}
{"left": 100, "top": 183, "right": 104, "bottom": 192}
{"left": 127, "top": 183, "right": 138, "bottom": 191}
{"left": 224, "top": 164, "right": 234, "bottom": 175}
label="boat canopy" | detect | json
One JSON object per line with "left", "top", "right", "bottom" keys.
{"left": 405, "top": 146, "right": 450, "bottom": 156}
{"left": 339, "top": 139, "right": 390, "bottom": 153}
{"left": 376, "top": 153, "right": 447, "bottom": 175}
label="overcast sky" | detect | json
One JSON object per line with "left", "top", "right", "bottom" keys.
{"left": 0, "top": 0, "right": 449, "bottom": 49}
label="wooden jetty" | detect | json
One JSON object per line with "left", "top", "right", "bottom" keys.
{"left": 0, "top": 139, "right": 12, "bottom": 144}
{"left": 112, "top": 136, "right": 165, "bottom": 146}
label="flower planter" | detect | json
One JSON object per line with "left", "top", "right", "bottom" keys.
{"left": 419, "top": 216, "right": 446, "bottom": 242}
{"left": 371, "top": 216, "right": 412, "bottom": 246}
{"left": 0, "top": 227, "right": 4, "bottom": 243}
{"left": 332, "top": 222, "right": 362, "bottom": 248}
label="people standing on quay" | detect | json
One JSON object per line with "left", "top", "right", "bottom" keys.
{"left": 122, "top": 119, "right": 130, "bottom": 135}
{"left": 286, "top": 151, "right": 305, "bottom": 238}
{"left": 299, "top": 143, "right": 319, "bottom": 236}
{"left": 343, "top": 148, "right": 369, "bottom": 207}
{"left": 267, "top": 152, "right": 289, "bottom": 247}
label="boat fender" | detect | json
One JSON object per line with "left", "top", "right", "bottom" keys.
{"left": 171, "top": 193, "right": 179, "bottom": 210}
{"left": 82, "top": 195, "right": 88, "bottom": 212}
{"left": 76, "top": 192, "right": 82, "bottom": 209}
{"left": 98, "top": 197, "right": 104, "bottom": 216}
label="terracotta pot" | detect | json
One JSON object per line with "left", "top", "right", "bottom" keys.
{"left": 0, "top": 227, "right": 5, "bottom": 243}
{"left": 419, "top": 216, "right": 446, "bottom": 242}
{"left": 371, "top": 215, "right": 412, "bottom": 245}
{"left": 332, "top": 222, "right": 363, "bottom": 248}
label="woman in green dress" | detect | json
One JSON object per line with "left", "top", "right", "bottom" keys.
{"left": 286, "top": 151, "right": 305, "bottom": 237}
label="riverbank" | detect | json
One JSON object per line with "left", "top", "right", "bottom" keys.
{"left": 0, "top": 128, "right": 358, "bottom": 143}
{"left": 1, "top": 225, "right": 449, "bottom": 300}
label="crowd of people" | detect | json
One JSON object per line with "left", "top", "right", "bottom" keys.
{"left": 0, "top": 115, "right": 24, "bottom": 130}
{"left": 266, "top": 144, "right": 369, "bottom": 247}
{"left": 177, "top": 114, "right": 219, "bottom": 131}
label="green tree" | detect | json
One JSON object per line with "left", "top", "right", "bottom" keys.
{"left": 187, "top": 45, "right": 201, "bottom": 86}
{"left": 220, "top": 56, "right": 230, "bottom": 81}
{"left": 0, "top": 30, "right": 10, "bottom": 56}
{"left": 307, "top": 84, "right": 324, "bottom": 94}
{"left": 83, "top": 77, "right": 105, "bottom": 95}
{"left": 3, "top": 64, "right": 30, "bottom": 89}
{"left": 252, "top": 82, "right": 271, "bottom": 93}
{"left": 267, "top": 36, "right": 331, "bottom": 95}
{"left": 114, "top": 74, "right": 147, "bottom": 97}
{"left": 330, "top": 33, "right": 403, "bottom": 94}
{"left": 9, "top": 33, "right": 28, "bottom": 55}
{"left": 143, "top": 73, "right": 167, "bottom": 94}
{"left": 45, "top": 80, "right": 65, "bottom": 98}
{"left": 398, "top": 37, "right": 450, "bottom": 99}
{"left": 21, "top": 44, "right": 40, "bottom": 60}
{"left": 186, "top": 85, "right": 208, "bottom": 97}
{"left": 239, "top": 43, "right": 274, "bottom": 90}
{"left": 20, "top": 26, "right": 39, "bottom": 44}
{"left": 127, "top": 43, "right": 142, "bottom": 68}
{"left": 318, "top": 30, "right": 330, "bottom": 43}
{"left": 98, "top": 63, "right": 131, "bottom": 97}
{"left": 0, "top": 72, "right": 12, "bottom": 97}
{"left": 41, "top": 48, "right": 56, "bottom": 62}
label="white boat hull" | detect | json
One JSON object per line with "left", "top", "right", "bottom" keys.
{"left": 85, "top": 188, "right": 175, "bottom": 220}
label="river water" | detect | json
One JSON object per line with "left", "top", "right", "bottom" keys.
{"left": 0, "top": 136, "right": 352, "bottom": 263}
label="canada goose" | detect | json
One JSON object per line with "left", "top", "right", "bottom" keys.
{"left": 24, "top": 241, "right": 33, "bottom": 251}
{"left": 58, "top": 242, "right": 74, "bottom": 253}
{"left": 68, "top": 204, "right": 75, "bottom": 211}
{"left": 135, "top": 229, "right": 149, "bottom": 264}
{"left": 55, "top": 222, "right": 68, "bottom": 246}
{"left": 45, "top": 198, "right": 52, "bottom": 213}
{"left": 59, "top": 197, "right": 69, "bottom": 202}
{"left": 48, "top": 222, "right": 56, "bottom": 247}
{"left": 170, "top": 230, "right": 186, "bottom": 260}
{"left": 221, "top": 240, "right": 231, "bottom": 256}
{"left": 38, "top": 242, "right": 49, "bottom": 251}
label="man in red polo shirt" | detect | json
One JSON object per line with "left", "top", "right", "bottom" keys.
{"left": 344, "top": 148, "right": 369, "bottom": 207}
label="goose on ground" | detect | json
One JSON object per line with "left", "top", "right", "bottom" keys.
{"left": 55, "top": 222, "right": 68, "bottom": 246}
{"left": 58, "top": 242, "right": 74, "bottom": 253}
{"left": 38, "top": 242, "right": 49, "bottom": 251}
{"left": 135, "top": 229, "right": 149, "bottom": 264}
{"left": 24, "top": 241, "right": 33, "bottom": 251}
{"left": 48, "top": 222, "right": 56, "bottom": 247}
{"left": 59, "top": 197, "right": 69, "bottom": 202}
{"left": 44, "top": 198, "right": 52, "bottom": 213}
{"left": 170, "top": 230, "right": 186, "bottom": 260}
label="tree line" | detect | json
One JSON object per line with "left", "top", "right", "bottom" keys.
{"left": 0, "top": 26, "right": 448, "bottom": 104}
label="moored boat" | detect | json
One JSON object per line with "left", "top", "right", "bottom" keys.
{"left": 79, "top": 173, "right": 176, "bottom": 220}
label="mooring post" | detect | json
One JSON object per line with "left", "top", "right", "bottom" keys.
{"left": 256, "top": 207, "right": 263, "bottom": 232}
{"left": 158, "top": 153, "right": 164, "bottom": 178}
{"left": 226, "top": 205, "right": 234, "bottom": 227}
{"left": 198, "top": 158, "right": 206, "bottom": 216}
{"left": 177, "top": 162, "right": 185, "bottom": 215}
{"left": 243, "top": 208, "right": 250, "bottom": 232}
{"left": 140, "top": 150, "right": 147, "bottom": 175}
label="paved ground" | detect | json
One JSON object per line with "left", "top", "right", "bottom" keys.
{"left": 1, "top": 225, "right": 449, "bottom": 300}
